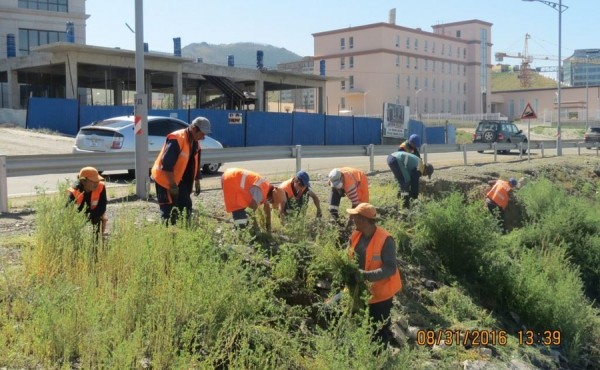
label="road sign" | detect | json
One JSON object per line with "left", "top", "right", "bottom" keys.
{"left": 521, "top": 102, "right": 537, "bottom": 119}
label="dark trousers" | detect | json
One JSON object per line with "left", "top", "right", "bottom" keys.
{"left": 156, "top": 182, "right": 193, "bottom": 225}
{"left": 329, "top": 188, "right": 344, "bottom": 219}
{"left": 486, "top": 199, "right": 506, "bottom": 230}
{"left": 387, "top": 155, "right": 420, "bottom": 208}
{"left": 369, "top": 297, "right": 394, "bottom": 346}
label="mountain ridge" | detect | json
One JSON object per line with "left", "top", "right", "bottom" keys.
{"left": 182, "top": 42, "right": 305, "bottom": 69}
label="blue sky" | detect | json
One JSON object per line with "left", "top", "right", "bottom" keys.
{"left": 86, "top": 0, "right": 594, "bottom": 68}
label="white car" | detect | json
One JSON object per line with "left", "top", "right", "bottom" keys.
{"left": 73, "top": 115, "right": 223, "bottom": 174}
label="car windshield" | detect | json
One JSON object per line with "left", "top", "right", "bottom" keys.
{"left": 590, "top": 127, "right": 600, "bottom": 133}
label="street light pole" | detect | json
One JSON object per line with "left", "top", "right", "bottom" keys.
{"left": 415, "top": 88, "right": 422, "bottom": 119}
{"left": 522, "top": 0, "right": 568, "bottom": 156}
{"left": 586, "top": 54, "right": 589, "bottom": 131}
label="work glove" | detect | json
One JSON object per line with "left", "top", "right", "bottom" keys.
{"left": 194, "top": 180, "right": 201, "bottom": 196}
{"left": 169, "top": 185, "right": 179, "bottom": 198}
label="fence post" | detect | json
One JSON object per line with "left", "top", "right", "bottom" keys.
{"left": 541, "top": 142, "right": 544, "bottom": 158}
{"left": 493, "top": 142, "right": 497, "bottom": 162}
{"left": 462, "top": 144, "right": 467, "bottom": 165}
{"left": 295, "top": 145, "right": 302, "bottom": 173}
{"left": 368, "top": 144, "right": 375, "bottom": 173}
{"left": 0, "top": 156, "right": 7, "bottom": 213}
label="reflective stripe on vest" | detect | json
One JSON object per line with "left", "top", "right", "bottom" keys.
{"left": 349, "top": 227, "right": 402, "bottom": 304}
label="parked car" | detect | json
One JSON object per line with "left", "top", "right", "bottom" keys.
{"left": 73, "top": 115, "right": 223, "bottom": 174}
{"left": 472, "top": 120, "right": 528, "bottom": 154}
{"left": 584, "top": 126, "right": 600, "bottom": 149}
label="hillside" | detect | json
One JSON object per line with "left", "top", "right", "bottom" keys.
{"left": 182, "top": 42, "right": 304, "bottom": 69}
{"left": 492, "top": 71, "right": 559, "bottom": 91}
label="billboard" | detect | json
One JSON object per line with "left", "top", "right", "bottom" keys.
{"left": 383, "top": 103, "right": 409, "bottom": 138}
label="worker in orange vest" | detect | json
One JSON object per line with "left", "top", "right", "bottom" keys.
{"left": 485, "top": 177, "right": 517, "bottom": 229}
{"left": 67, "top": 166, "right": 108, "bottom": 237}
{"left": 347, "top": 203, "right": 402, "bottom": 346}
{"left": 151, "top": 116, "right": 211, "bottom": 225}
{"left": 328, "top": 167, "right": 369, "bottom": 220}
{"left": 278, "top": 170, "right": 322, "bottom": 219}
{"left": 221, "top": 168, "right": 286, "bottom": 231}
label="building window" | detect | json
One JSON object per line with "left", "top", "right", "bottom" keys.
{"left": 425, "top": 59, "right": 429, "bottom": 71}
{"left": 425, "top": 77, "right": 429, "bottom": 90}
{"left": 340, "top": 57, "right": 345, "bottom": 69}
{"left": 19, "top": 0, "right": 68, "bottom": 12}
{"left": 449, "top": 45, "right": 452, "bottom": 57}
{"left": 442, "top": 80, "right": 445, "bottom": 93}
{"left": 432, "top": 60, "right": 436, "bottom": 72}
{"left": 406, "top": 57, "right": 410, "bottom": 69}
{"left": 414, "top": 38, "right": 418, "bottom": 50}
{"left": 448, "top": 80, "right": 452, "bottom": 93}
{"left": 341, "top": 97, "right": 346, "bottom": 109}
{"left": 464, "top": 49, "right": 467, "bottom": 59}
{"left": 432, "top": 78, "right": 436, "bottom": 92}
{"left": 340, "top": 38, "right": 345, "bottom": 50}
{"left": 432, "top": 42, "right": 436, "bottom": 54}
{"left": 349, "top": 56, "right": 354, "bottom": 68}
{"left": 463, "top": 83, "right": 467, "bottom": 94}
{"left": 424, "top": 98, "right": 429, "bottom": 113}
{"left": 406, "top": 36, "right": 410, "bottom": 49}
{"left": 349, "top": 37, "right": 354, "bottom": 49}
{"left": 349, "top": 75, "right": 354, "bottom": 89}
{"left": 432, "top": 98, "right": 436, "bottom": 112}
{"left": 341, "top": 80, "right": 346, "bottom": 90}
{"left": 396, "top": 75, "right": 400, "bottom": 88}
{"left": 464, "top": 65, "right": 466, "bottom": 75}
{"left": 396, "top": 35, "right": 400, "bottom": 47}
{"left": 406, "top": 97, "right": 410, "bottom": 107}
{"left": 442, "top": 44, "right": 445, "bottom": 56}
{"left": 442, "top": 62, "right": 445, "bottom": 74}
{"left": 415, "top": 77, "right": 419, "bottom": 90}
{"left": 406, "top": 76, "right": 411, "bottom": 90}
{"left": 396, "top": 55, "right": 400, "bottom": 67}
{"left": 415, "top": 57, "right": 418, "bottom": 70}
{"left": 456, "top": 30, "right": 461, "bottom": 38}
{"left": 18, "top": 28, "right": 66, "bottom": 55}
{"left": 424, "top": 40, "right": 428, "bottom": 52}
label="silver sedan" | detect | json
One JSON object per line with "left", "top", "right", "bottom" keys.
{"left": 73, "top": 115, "right": 224, "bottom": 174}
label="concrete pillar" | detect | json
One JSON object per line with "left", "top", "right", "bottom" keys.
{"left": 65, "top": 54, "right": 78, "bottom": 100}
{"left": 145, "top": 73, "right": 152, "bottom": 109}
{"left": 173, "top": 67, "right": 182, "bottom": 108}
{"left": 113, "top": 78, "right": 123, "bottom": 105}
{"left": 255, "top": 78, "right": 264, "bottom": 111}
{"left": 7, "top": 69, "right": 19, "bottom": 109}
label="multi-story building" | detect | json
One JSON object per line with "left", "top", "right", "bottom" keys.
{"left": 563, "top": 49, "right": 600, "bottom": 87}
{"left": 312, "top": 10, "right": 492, "bottom": 117}
{"left": 0, "top": 0, "right": 87, "bottom": 58}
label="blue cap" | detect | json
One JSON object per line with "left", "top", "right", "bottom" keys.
{"left": 296, "top": 170, "right": 310, "bottom": 188}
{"left": 409, "top": 134, "right": 421, "bottom": 148}
{"left": 509, "top": 177, "right": 517, "bottom": 187}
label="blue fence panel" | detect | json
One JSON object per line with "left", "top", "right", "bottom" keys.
{"left": 148, "top": 109, "right": 189, "bottom": 122}
{"left": 26, "top": 97, "right": 79, "bottom": 136}
{"left": 247, "top": 111, "right": 292, "bottom": 146}
{"left": 406, "top": 120, "right": 424, "bottom": 143}
{"left": 425, "top": 126, "right": 446, "bottom": 144}
{"left": 190, "top": 108, "right": 245, "bottom": 147}
{"left": 79, "top": 105, "right": 134, "bottom": 128}
{"left": 292, "top": 112, "right": 325, "bottom": 145}
{"left": 447, "top": 124, "right": 456, "bottom": 144}
{"left": 354, "top": 117, "right": 382, "bottom": 145}
{"left": 324, "top": 115, "right": 353, "bottom": 145}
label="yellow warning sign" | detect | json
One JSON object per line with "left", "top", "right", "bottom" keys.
{"left": 521, "top": 102, "right": 537, "bottom": 119}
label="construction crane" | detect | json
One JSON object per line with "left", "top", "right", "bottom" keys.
{"left": 495, "top": 34, "right": 556, "bottom": 88}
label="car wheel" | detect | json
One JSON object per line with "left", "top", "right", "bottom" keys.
{"left": 203, "top": 163, "right": 221, "bottom": 174}
{"left": 482, "top": 130, "right": 497, "bottom": 143}
{"left": 521, "top": 141, "right": 528, "bottom": 154}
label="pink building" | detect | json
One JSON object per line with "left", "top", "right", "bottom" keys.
{"left": 312, "top": 11, "right": 493, "bottom": 117}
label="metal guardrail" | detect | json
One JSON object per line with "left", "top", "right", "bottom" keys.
{"left": 0, "top": 139, "right": 590, "bottom": 213}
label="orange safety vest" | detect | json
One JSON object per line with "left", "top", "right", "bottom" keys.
{"left": 280, "top": 177, "right": 306, "bottom": 202}
{"left": 68, "top": 182, "right": 105, "bottom": 210}
{"left": 486, "top": 180, "right": 512, "bottom": 210}
{"left": 340, "top": 167, "right": 369, "bottom": 204}
{"left": 349, "top": 227, "right": 402, "bottom": 304}
{"left": 222, "top": 168, "right": 271, "bottom": 212}
{"left": 151, "top": 128, "right": 198, "bottom": 189}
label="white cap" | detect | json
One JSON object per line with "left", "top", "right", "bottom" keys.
{"left": 328, "top": 168, "right": 343, "bottom": 189}
{"left": 190, "top": 116, "right": 212, "bottom": 134}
